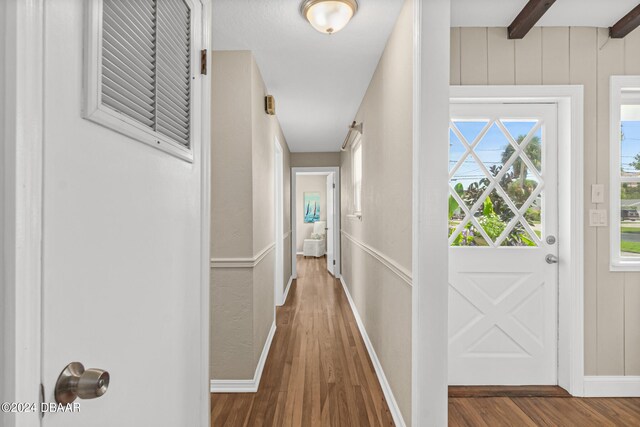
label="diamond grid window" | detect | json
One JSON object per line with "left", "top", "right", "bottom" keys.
{"left": 448, "top": 119, "right": 544, "bottom": 247}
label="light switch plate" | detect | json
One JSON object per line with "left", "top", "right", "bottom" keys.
{"left": 591, "top": 184, "right": 605, "bottom": 204}
{"left": 589, "top": 209, "right": 608, "bottom": 227}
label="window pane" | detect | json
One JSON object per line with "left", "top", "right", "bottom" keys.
{"left": 621, "top": 183, "right": 640, "bottom": 257}
{"left": 621, "top": 104, "right": 640, "bottom": 178}
{"left": 452, "top": 120, "right": 489, "bottom": 146}
{"left": 449, "top": 128, "right": 466, "bottom": 172}
{"left": 475, "top": 193, "right": 515, "bottom": 244}
{"left": 449, "top": 118, "right": 543, "bottom": 248}
{"left": 501, "top": 120, "right": 537, "bottom": 144}
{"left": 353, "top": 143, "right": 362, "bottom": 212}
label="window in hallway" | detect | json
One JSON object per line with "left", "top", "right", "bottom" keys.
{"left": 352, "top": 136, "right": 363, "bottom": 216}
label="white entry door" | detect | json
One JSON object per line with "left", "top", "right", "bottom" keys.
{"left": 326, "top": 172, "right": 335, "bottom": 275}
{"left": 40, "top": 1, "right": 208, "bottom": 426}
{"left": 448, "top": 103, "right": 559, "bottom": 385}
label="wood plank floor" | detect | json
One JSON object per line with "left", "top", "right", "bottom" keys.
{"left": 211, "top": 256, "right": 394, "bottom": 426}
{"left": 449, "top": 389, "right": 640, "bottom": 426}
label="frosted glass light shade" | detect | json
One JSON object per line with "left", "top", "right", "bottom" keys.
{"left": 301, "top": 0, "right": 358, "bottom": 35}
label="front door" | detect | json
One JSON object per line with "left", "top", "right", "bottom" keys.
{"left": 448, "top": 103, "right": 559, "bottom": 385}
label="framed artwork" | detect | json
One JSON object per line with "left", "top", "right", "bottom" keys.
{"left": 304, "top": 192, "right": 321, "bottom": 223}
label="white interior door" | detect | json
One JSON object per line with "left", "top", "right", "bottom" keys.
{"left": 448, "top": 103, "right": 558, "bottom": 385}
{"left": 40, "top": 1, "right": 207, "bottom": 425}
{"left": 326, "top": 172, "right": 335, "bottom": 275}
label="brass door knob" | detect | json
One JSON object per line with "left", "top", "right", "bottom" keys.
{"left": 54, "top": 362, "right": 110, "bottom": 404}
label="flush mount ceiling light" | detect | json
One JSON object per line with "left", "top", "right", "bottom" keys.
{"left": 301, "top": 0, "right": 358, "bottom": 35}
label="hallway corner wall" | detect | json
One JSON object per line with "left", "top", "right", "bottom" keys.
{"left": 211, "top": 51, "right": 292, "bottom": 383}
{"left": 340, "top": 0, "right": 413, "bottom": 423}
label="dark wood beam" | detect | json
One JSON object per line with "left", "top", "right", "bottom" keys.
{"left": 508, "top": 0, "right": 557, "bottom": 39}
{"left": 610, "top": 4, "right": 640, "bottom": 39}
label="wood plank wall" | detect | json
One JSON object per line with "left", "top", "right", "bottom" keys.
{"left": 451, "top": 27, "right": 640, "bottom": 376}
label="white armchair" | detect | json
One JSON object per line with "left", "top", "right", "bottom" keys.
{"left": 303, "top": 221, "right": 326, "bottom": 257}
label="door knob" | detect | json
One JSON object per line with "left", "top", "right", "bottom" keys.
{"left": 545, "top": 254, "right": 559, "bottom": 264}
{"left": 54, "top": 362, "right": 110, "bottom": 404}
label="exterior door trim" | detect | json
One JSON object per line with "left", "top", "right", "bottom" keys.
{"left": 450, "top": 85, "right": 585, "bottom": 396}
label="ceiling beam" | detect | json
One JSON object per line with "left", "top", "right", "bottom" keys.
{"left": 610, "top": 4, "right": 640, "bottom": 39}
{"left": 508, "top": 0, "right": 557, "bottom": 39}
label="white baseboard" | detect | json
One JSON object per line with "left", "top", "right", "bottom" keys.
{"left": 210, "top": 321, "right": 276, "bottom": 393}
{"left": 339, "top": 277, "right": 406, "bottom": 427}
{"left": 280, "top": 275, "right": 294, "bottom": 306}
{"left": 583, "top": 376, "right": 640, "bottom": 397}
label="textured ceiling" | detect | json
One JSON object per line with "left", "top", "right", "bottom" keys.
{"left": 212, "top": 0, "right": 404, "bottom": 152}
{"left": 452, "top": 0, "right": 639, "bottom": 28}
{"left": 213, "top": 0, "right": 639, "bottom": 152}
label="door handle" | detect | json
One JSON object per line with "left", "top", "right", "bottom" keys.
{"left": 545, "top": 254, "right": 559, "bottom": 264}
{"left": 55, "top": 362, "right": 110, "bottom": 404}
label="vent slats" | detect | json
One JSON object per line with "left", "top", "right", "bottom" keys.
{"left": 103, "top": 2, "right": 155, "bottom": 52}
{"left": 157, "top": 77, "right": 189, "bottom": 106}
{"left": 102, "top": 93, "right": 154, "bottom": 127}
{"left": 157, "top": 96, "right": 189, "bottom": 126}
{"left": 102, "top": 71, "right": 154, "bottom": 111}
{"left": 101, "top": 0, "right": 191, "bottom": 149}
{"left": 156, "top": 0, "right": 191, "bottom": 146}
{"left": 102, "top": 0, "right": 155, "bottom": 127}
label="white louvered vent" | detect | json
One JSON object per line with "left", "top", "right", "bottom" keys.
{"left": 101, "top": 0, "right": 191, "bottom": 148}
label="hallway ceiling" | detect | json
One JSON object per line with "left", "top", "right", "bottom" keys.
{"left": 452, "top": 0, "right": 639, "bottom": 28}
{"left": 212, "top": 0, "right": 404, "bottom": 152}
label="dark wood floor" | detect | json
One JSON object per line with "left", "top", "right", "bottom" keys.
{"left": 211, "top": 256, "right": 394, "bottom": 426}
{"left": 212, "top": 257, "right": 640, "bottom": 426}
{"left": 449, "top": 387, "right": 640, "bottom": 426}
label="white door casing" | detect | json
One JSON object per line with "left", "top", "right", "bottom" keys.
{"left": 38, "top": 1, "right": 210, "bottom": 426}
{"left": 448, "top": 103, "right": 559, "bottom": 385}
{"left": 326, "top": 172, "right": 335, "bottom": 275}
{"left": 274, "top": 138, "right": 284, "bottom": 306}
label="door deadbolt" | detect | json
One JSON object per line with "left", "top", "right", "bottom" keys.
{"left": 546, "top": 235, "right": 556, "bottom": 245}
{"left": 54, "top": 362, "right": 110, "bottom": 404}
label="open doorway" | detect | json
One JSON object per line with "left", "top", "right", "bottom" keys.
{"left": 291, "top": 167, "right": 341, "bottom": 280}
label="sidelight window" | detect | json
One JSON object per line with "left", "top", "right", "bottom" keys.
{"left": 610, "top": 76, "right": 640, "bottom": 270}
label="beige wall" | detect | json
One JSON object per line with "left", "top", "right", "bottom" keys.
{"left": 451, "top": 26, "right": 640, "bottom": 376}
{"left": 341, "top": 0, "right": 413, "bottom": 422}
{"left": 211, "top": 51, "right": 292, "bottom": 380}
{"left": 291, "top": 151, "right": 341, "bottom": 167}
{"left": 295, "top": 175, "right": 327, "bottom": 252}
{"left": 211, "top": 51, "right": 253, "bottom": 259}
